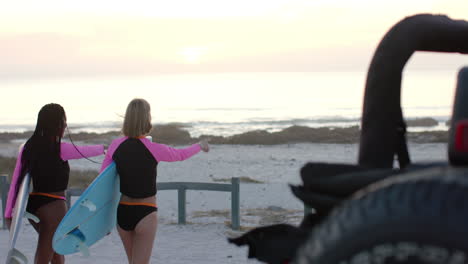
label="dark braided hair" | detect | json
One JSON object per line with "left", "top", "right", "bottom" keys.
{"left": 16, "top": 103, "right": 67, "bottom": 196}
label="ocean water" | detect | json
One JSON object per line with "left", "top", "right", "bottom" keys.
{"left": 0, "top": 71, "right": 458, "bottom": 137}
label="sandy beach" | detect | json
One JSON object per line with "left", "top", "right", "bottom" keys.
{"left": 1, "top": 0, "right": 466, "bottom": 262}
{"left": 0, "top": 141, "right": 448, "bottom": 263}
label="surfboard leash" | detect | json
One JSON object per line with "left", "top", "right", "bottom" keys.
{"left": 66, "top": 126, "right": 102, "bottom": 164}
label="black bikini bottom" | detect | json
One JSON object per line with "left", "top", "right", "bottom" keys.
{"left": 117, "top": 202, "right": 158, "bottom": 231}
{"left": 26, "top": 192, "right": 66, "bottom": 216}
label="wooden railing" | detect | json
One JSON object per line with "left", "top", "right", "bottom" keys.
{"left": 0, "top": 175, "right": 241, "bottom": 230}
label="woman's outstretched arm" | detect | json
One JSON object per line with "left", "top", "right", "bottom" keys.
{"left": 60, "top": 142, "right": 105, "bottom": 161}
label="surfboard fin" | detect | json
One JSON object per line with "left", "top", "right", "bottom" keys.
{"left": 67, "top": 228, "right": 90, "bottom": 257}
{"left": 6, "top": 248, "right": 28, "bottom": 264}
{"left": 79, "top": 199, "right": 97, "bottom": 212}
{"left": 24, "top": 212, "right": 40, "bottom": 223}
{"left": 77, "top": 241, "right": 90, "bottom": 257}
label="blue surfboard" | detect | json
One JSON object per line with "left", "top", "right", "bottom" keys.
{"left": 5, "top": 173, "right": 39, "bottom": 264}
{"left": 52, "top": 162, "right": 120, "bottom": 256}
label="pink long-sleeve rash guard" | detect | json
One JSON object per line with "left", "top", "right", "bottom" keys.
{"left": 100, "top": 137, "right": 201, "bottom": 173}
{"left": 4, "top": 142, "right": 104, "bottom": 219}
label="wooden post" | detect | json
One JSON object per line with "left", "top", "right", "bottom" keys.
{"left": 65, "top": 189, "right": 84, "bottom": 209}
{"left": 66, "top": 192, "right": 72, "bottom": 209}
{"left": 231, "top": 177, "right": 240, "bottom": 230}
{"left": 0, "top": 174, "right": 9, "bottom": 229}
{"left": 178, "top": 186, "right": 186, "bottom": 224}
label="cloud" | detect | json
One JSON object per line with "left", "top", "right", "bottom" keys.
{"left": 0, "top": 4, "right": 466, "bottom": 80}
{"left": 0, "top": 31, "right": 374, "bottom": 79}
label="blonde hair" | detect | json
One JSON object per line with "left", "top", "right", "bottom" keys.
{"left": 122, "top": 98, "right": 152, "bottom": 138}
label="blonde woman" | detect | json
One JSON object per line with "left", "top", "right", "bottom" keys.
{"left": 100, "top": 98, "right": 209, "bottom": 264}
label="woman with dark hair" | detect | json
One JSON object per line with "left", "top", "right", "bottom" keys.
{"left": 4, "top": 103, "right": 105, "bottom": 264}
{"left": 100, "top": 98, "right": 209, "bottom": 264}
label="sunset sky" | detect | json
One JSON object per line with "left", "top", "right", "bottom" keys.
{"left": 1, "top": 0, "right": 467, "bottom": 79}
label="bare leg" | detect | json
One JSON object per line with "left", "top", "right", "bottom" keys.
{"left": 117, "top": 225, "right": 134, "bottom": 263}
{"left": 29, "top": 204, "right": 65, "bottom": 264}
{"left": 34, "top": 200, "right": 66, "bottom": 264}
{"left": 28, "top": 218, "right": 41, "bottom": 264}
{"left": 131, "top": 212, "right": 157, "bottom": 264}
{"left": 51, "top": 253, "right": 65, "bottom": 264}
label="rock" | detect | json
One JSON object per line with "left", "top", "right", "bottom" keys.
{"left": 406, "top": 117, "right": 438, "bottom": 127}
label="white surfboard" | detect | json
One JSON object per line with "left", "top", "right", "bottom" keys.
{"left": 5, "top": 173, "right": 39, "bottom": 264}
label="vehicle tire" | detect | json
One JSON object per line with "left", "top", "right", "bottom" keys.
{"left": 294, "top": 166, "right": 468, "bottom": 264}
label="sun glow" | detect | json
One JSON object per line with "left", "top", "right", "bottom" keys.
{"left": 0, "top": 0, "right": 465, "bottom": 77}
{"left": 179, "top": 47, "right": 206, "bottom": 64}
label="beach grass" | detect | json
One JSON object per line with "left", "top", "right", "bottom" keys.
{"left": 0, "top": 156, "right": 16, "bottom": 181}
{"left": 0, "top": 122, "right": 449, "bottom": 146}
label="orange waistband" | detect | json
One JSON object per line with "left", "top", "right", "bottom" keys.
{"left": 30, "top": 192, "right": 66, "bottom": 200}
{"left": 119, "top": 201, "right": 157, "bottom": 208}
